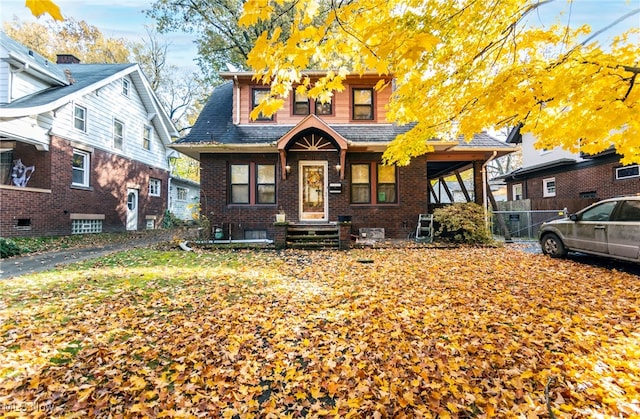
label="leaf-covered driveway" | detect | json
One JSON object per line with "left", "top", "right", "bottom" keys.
{"left": 1, "top": 247, "right": 638, "bottom": 418}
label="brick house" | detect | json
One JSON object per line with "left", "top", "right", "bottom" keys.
{"left": 0, "top": 32, "right": 179, "bottom": 237}
{"left": 500, "top": 127, "right": 640, "bottom": 213}
{"left": 172, "top": 71, "right": 514, "bottom": 243}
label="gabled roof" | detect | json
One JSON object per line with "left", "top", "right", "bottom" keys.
{"left": 1, "top": 63, "right": 135, "bottom": 113}
{"left": 0, "top": 34, "right": 179, "bottom": 143}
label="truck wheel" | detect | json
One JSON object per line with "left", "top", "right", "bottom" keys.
{"left": 541, "top": 233, "right": 567, "bottom": 258}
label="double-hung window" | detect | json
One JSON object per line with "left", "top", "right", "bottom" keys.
{"left": 143, "top": 125, "right": 152, "bottom": 150}
{"left": 230, "top": 164, "right": 250, "bottom": 204}
{"left": 315, "top": 98, "right": 332, "bottom": 115}
{"left": 293, "top": 90, "right": 310, "bottom": 115}
{"left": 113, "top": 119, "right": 124, "bottom": 150}
{"left": 351, "top": 164, "right": 371, "bottom": 203}
{"left": 377, "top": 165, "right": 397, "bottom": 203}
{"left": 352, "top": 88, "right": 374, "bottom": 120}
{"left": 251, "top": 88, "right": 274, "bottom": 121}
{"left": 74, "top": 105, "right": 87, "bottom": 131}
{"left": 72, "top": 150, "right": 90, "bottom": 187}
{"left": 149, "top": 178, "right": 161, "bottom": 197}
{"left": 122, "top": 78, "right": 130, "bottom": 96}
{"left": 177, "top": 187, "right": 188, "bottom": 201}
{"left": 230, "top": 163, "right": 276, "bottom": 205}
{"left": 512, "top": 184, "right": 523, "bottom": 200}
{"left": 256, "top": 164, "right": 276, "bottom": 204}
{"left": 351, "top": 163, "right": 397, "bottom": 204}
{"left": 543, "top": 178, "right": 556, "bottom": 197}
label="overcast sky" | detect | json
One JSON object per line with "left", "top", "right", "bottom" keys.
{"left": 2, "top": 0, "right": 638, "bottom": 70}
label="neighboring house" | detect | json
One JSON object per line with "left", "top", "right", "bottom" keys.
{"left": 500, "top": 126, "right": 639, "bottom": 213}
{"left": 0, "top": 32, "right": 180, "bottom": 237}
{"left": 171, "top": 71, "right": 514, "bottom": 241}
{"left": 169, "top": 175, "right": 200, "bottom": 221}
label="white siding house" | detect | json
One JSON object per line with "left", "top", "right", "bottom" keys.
{"left": 0, "top": 31, "right": 192, "bottom": 237}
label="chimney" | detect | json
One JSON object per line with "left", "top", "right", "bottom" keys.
{"left": 56, "top": 54, "right": 80, "bottom": 64}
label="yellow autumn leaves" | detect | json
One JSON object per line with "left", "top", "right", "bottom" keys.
{"left": 241, "top": 0, "right": 640, "bottom": 165}
{"left": 24, "top": 0, "right": 63, "bottom": 21}
{"left": 1, "top": 246, "right": 638, "bottom": 417}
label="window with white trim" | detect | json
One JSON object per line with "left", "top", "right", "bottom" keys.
{"left": 512, "top": 183, "right": 522, "bottom": 200}
{"left": 616, "top": 165, "right": 639, "bottom": 180}
{"left": 74, "top": 104, "right": 87, "bottom": 131}
{"left": 143, "top": 125, "right": 152, "bottom": 150}
{"left": 177, "top": 187, "right": 188, "bottom": 201}
{"left": 113, "top": 119, "right": 124, "bottom": 150}
{"left": 149, "top": 178, "right": 161, "bottom": 197}
{"left": 122, "top": 78, "right": 130, "bottom": 97}
{"left": 543, "top": 178, "right": 556, "bottom": 197}
{"left": 72, "top": 150, "right": 90, "bottom": 187}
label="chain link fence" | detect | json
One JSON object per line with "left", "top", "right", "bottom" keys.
{"left": 491, "top": 209, "right": 568, "bottom": 240}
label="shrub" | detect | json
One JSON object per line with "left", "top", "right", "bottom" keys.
{"left": 433, "top": 203, "right": 494, "bottom": 244}
{"left": 0, "top": 238, "right": 24, "bottom": 258}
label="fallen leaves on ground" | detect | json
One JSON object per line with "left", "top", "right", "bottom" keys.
{"left": 0, "top": 247, "right": 638, "bottom": 418}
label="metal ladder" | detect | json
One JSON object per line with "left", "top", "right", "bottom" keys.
{"left": 415, "top": 214, "right": 433, "bottom": 242}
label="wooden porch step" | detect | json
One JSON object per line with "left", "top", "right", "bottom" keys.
{"left": 286, "top": 223, "right": 340, "bottom": 249}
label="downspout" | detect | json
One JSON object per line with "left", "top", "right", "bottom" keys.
{"left": 482, "top": 151, "right": 498, "bottom": 231}
{"left": 167, "top": 175, "right": 172, "bottom": 220}
{"left": 234, "top": 75, "right": 240, "bottom": 125}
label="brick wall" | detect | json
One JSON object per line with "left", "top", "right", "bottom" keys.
{"left": 506, "top": 157, "right": 640, "bottom": 212}
{"left": 200, "top": 152, "right": 430, "bottom": 239}
{"left": 0, "top": 137, "right": 168, "bottom": 237}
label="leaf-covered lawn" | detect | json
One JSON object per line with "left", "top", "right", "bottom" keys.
{"left": 1, "top": 247, "right": 638, "bottom": 418}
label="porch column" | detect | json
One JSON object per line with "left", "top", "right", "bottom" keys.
{"left": 473, "top": 161, "right": 483, "bottom": 205}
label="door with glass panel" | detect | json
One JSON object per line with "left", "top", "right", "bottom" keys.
{"left": 126, "top": 188, "right": 138, "bottom": 230}
{"left": 299, "top": 161, "right": 327, "bottom": 221}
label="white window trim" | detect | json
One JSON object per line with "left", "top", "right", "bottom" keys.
{"left": 73, "top": 104, "right": 87, "bottom": 132}
{"left": 512, "top": 183, "right": 523, "bottom": 200}
{"left": 149, "top": 178, "right": 161, "bottom": 197}
{"left": 616, "top": 165, "right": 639, "bottom": 180}
{"left": 543, "top": 177, "right": 556, "bottom": 198}
{"left": 176, "top": 186, "right": 188, "bottom": 201}
{"left": 122, "top": 78, "right": 130, "bottom": 97}
{"left": 72, "top": 149, "right": 90, "bottom": 187}
{"left": 113, "top": 119, "right": 125, "bottom": 150}
{"left": 143, "top": 125, "right": 152, "bottom": 151}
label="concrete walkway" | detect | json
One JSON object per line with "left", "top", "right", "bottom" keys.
{"left": 0, "top": 230, "right": 193, "bottom": 279}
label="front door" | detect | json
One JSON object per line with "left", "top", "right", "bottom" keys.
{"left": 299, "top": 161, "right": 328, "bottom": 222}
{"left": 126, "top": 188, "right": 139, "bottom": 230}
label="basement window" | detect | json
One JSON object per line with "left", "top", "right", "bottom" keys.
{"left": 16, "top": 218, "right": 31, "bottom": 231}
{"left": 72, "top": 219, "right": 103, "bottom": 234}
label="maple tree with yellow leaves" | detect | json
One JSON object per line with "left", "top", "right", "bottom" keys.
{"left": 241, "top": 0, "right": 640, "bottom": 165}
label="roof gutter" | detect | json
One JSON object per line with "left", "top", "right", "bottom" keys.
{"left": 7, "top": 51, "right": 67, "bottom": 86}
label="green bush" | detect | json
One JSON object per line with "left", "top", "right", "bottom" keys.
{"left": 433, "top": 203, "right": 494, "bottom": 244}
{"left": 0, "top": 238, "right": 24, "bottom": 258}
